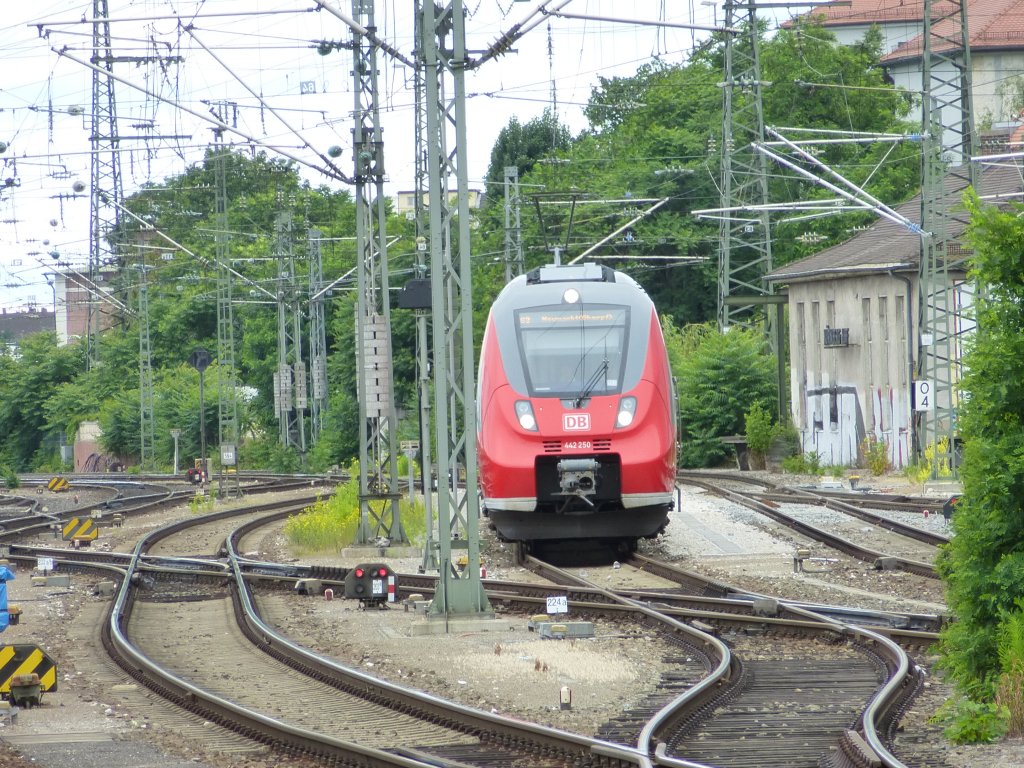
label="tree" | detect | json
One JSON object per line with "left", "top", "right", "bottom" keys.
{"left": 483, "top": 109, "right": 572, "bottom": 196}
{"left": 0, "top": 334, "right": 85, "bottom": 470}
{"left": 665, "top": 320, "right": 777, "bottom": 468}
{"left": 936, "top": 192, "right": 1024, "bottom": 701}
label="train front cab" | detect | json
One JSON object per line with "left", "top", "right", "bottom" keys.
{"left": 477, "top": 265, "right": 676, "bottom": 544}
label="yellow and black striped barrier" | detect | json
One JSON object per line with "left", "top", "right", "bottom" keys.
{"left": 0, "top": 645, "right": 57, "bottom": 696}
{"left": 47, "top": 476, "right": 70, "bottom": 492}
{"left": 61, "top": 517, "right": 98, "bottom": 542}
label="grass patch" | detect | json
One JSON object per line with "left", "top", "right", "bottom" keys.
{"left": 284, "top": 472, "right": 428, "bottom": 553}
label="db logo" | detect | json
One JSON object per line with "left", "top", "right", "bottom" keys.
{"left": 563, "top": 413, "right": 591, "bottom": 431}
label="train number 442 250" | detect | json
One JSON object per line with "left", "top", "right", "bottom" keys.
{"left": 563, "top": 441, "right": 592, "bottom": 450}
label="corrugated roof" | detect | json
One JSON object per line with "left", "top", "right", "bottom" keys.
{"left": 765, "top": 162, "right": 1023, "bottom": 283}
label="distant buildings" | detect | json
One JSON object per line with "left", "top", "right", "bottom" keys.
{"left": 806, "top": 0, "right": 1024, "bottom": 134}
{"left": 0, "top": 306, "right": 55, "bottom": 348}
{"left": 393, "top": 189, "right": 485, "bottom": 219}
{"left": 51, "top": 268, "right": 119, "bottom": 346}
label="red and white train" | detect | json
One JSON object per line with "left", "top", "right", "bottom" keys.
{"left": 477, "top": 262, "right": 677, "bottom": 550}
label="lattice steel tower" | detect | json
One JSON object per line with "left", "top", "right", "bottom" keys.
{"left": 412, "top": 0, "right": 437, "bottom": 572}
{"left": 503, "top": 166, "right": 523, "bottom": 282}
{"left": 917, "top": 0, "right": 976, "bottom": 475}
{"left": 88, "top": 0, "right": 123, "bottom": 369}
{"left": 717, "top": 1, "right": 774, "bottom": 332}
{"left": 350, "top": 0, "right": 405, "bottom": 545}
{"left": 212, "top": 105, "right": 241, "bottom": 496}
{"left": 273, "top": 208, "right": 308, "bottom": 456}
{"left": 307, "top": 229, "right": 328, "bottom": 444}
{"left": 420, "top": 0, "right": 491, "bottom": 615}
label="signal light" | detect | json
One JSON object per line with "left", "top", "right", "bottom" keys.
{"left": 344, "top": 563, "right": 396, "bottom": 607}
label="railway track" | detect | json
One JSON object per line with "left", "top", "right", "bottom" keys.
{"left": 678, "top": 472, "right": 941, "bottom": 579}
{"left": 3, "top": 476, "right": 947, "bottom": 768}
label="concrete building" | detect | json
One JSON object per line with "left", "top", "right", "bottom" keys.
{"left": 51, "top": 268, "right": 119, "bottom": 346}
{"left": 764, "top": 148, "right": 1022, "bottom": 469}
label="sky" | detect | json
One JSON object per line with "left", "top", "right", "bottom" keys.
{"left": 0, "top": 1, "right": 732, "bottom": 312}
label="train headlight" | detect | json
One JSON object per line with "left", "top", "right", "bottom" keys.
{"left": 562, "top": 287, "right": 581, "bottom": 304}
{"left": 514, "top": 400, "right": 538, "bottom": 431}
{"left": 615, "top": 396, "right": 637, "bottom": 428}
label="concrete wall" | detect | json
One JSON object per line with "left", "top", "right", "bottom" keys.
{"left": 788, "top": 273, "right": 917, "bottom": 468}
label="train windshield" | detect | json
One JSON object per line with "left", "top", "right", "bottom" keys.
{"left": 514, "top": 305, "right": 629, "bottom": 398}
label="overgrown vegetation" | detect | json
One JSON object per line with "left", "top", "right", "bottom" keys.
{"left": 860, "top": 436, "right": 890, "bottom": 475}
{"left": 933, "top": 192, "right": 1024, "bottom": 741}
{"left": 284, "top": 467, "right": 427, "bottom": 552}
{"left": 664, "top": 321, "right": 777, "bottom": 468}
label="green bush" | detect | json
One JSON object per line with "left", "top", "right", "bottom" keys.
{"left": 283, "top": 472, "right": 428, "bottom": 552}
{"left": 781, "top": 452, "right": 823, "bottom": 476}
{"left": 931, "top": 697, "right": 1008, "bottom": 744}
{"left": 744, "top": 403, "right": 774, "bottom": 467}
{"left": 861, "top": 436, "right": 890, "bottom": 475}
{"left": 666, "top": 321, "right": 777, "bottom": 468}
{"left": 1, "top": 467, "right": 19, "bottom": 489}
{"left": 996, "top": 603, "right": 1024, "bottom": 736}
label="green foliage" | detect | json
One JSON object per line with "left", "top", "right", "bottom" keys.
{"left": 484, "top": 109, "right": 572, "bottom": 194}
{"left": 744, "top": 403, "right": 775, "bottom": 459}
{"left": 283, "top": 474, "right": 427, "bottom": 552}
{"left": 782, "top": 451, "right": 824, "bottom": 476}
{"left": 930, "top": 696, "right": 1008, "bottom": 744}
{"left": 0, "top": 334, "right": 85, "bottom": 470}
{"left": 666, "top": 321, "right": 777, "bottom": 468}
{"left": 996, "top": 603, "right": 1024, "bottom": 735}
{"left": 1, "top": 467, "right": 19, "bottom": 489}
{"left": 861, "top": 436, "right": 890, "bottom": 475}
{"left": 935, "top": 191, "right": 1024, "bottom": 702}
{"left": 241, "top": 437, "right": 302, "bottom": 473}
{"left": 188, "top": 491, "right": 215, "bottom": 515}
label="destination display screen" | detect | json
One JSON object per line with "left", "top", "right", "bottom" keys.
{"left": 514, "top": 305, "right": 629, "bottom": 397}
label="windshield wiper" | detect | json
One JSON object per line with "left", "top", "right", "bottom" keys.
{"left": 574, "top": 358, "right": 609, "bottom": 408}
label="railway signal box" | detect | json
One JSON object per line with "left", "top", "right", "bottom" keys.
{"left": 344, "top": 564, "right": 395, "bottom": 608}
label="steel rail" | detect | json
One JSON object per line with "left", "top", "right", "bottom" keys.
{"left": 105, "top": 508, "right": 451, "bottom": 767}
{"left": 678, "top": 476, "right": 939, "bottom": 578}
{"left": 225, "top": 515, "right": 635, "bottom": 766}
